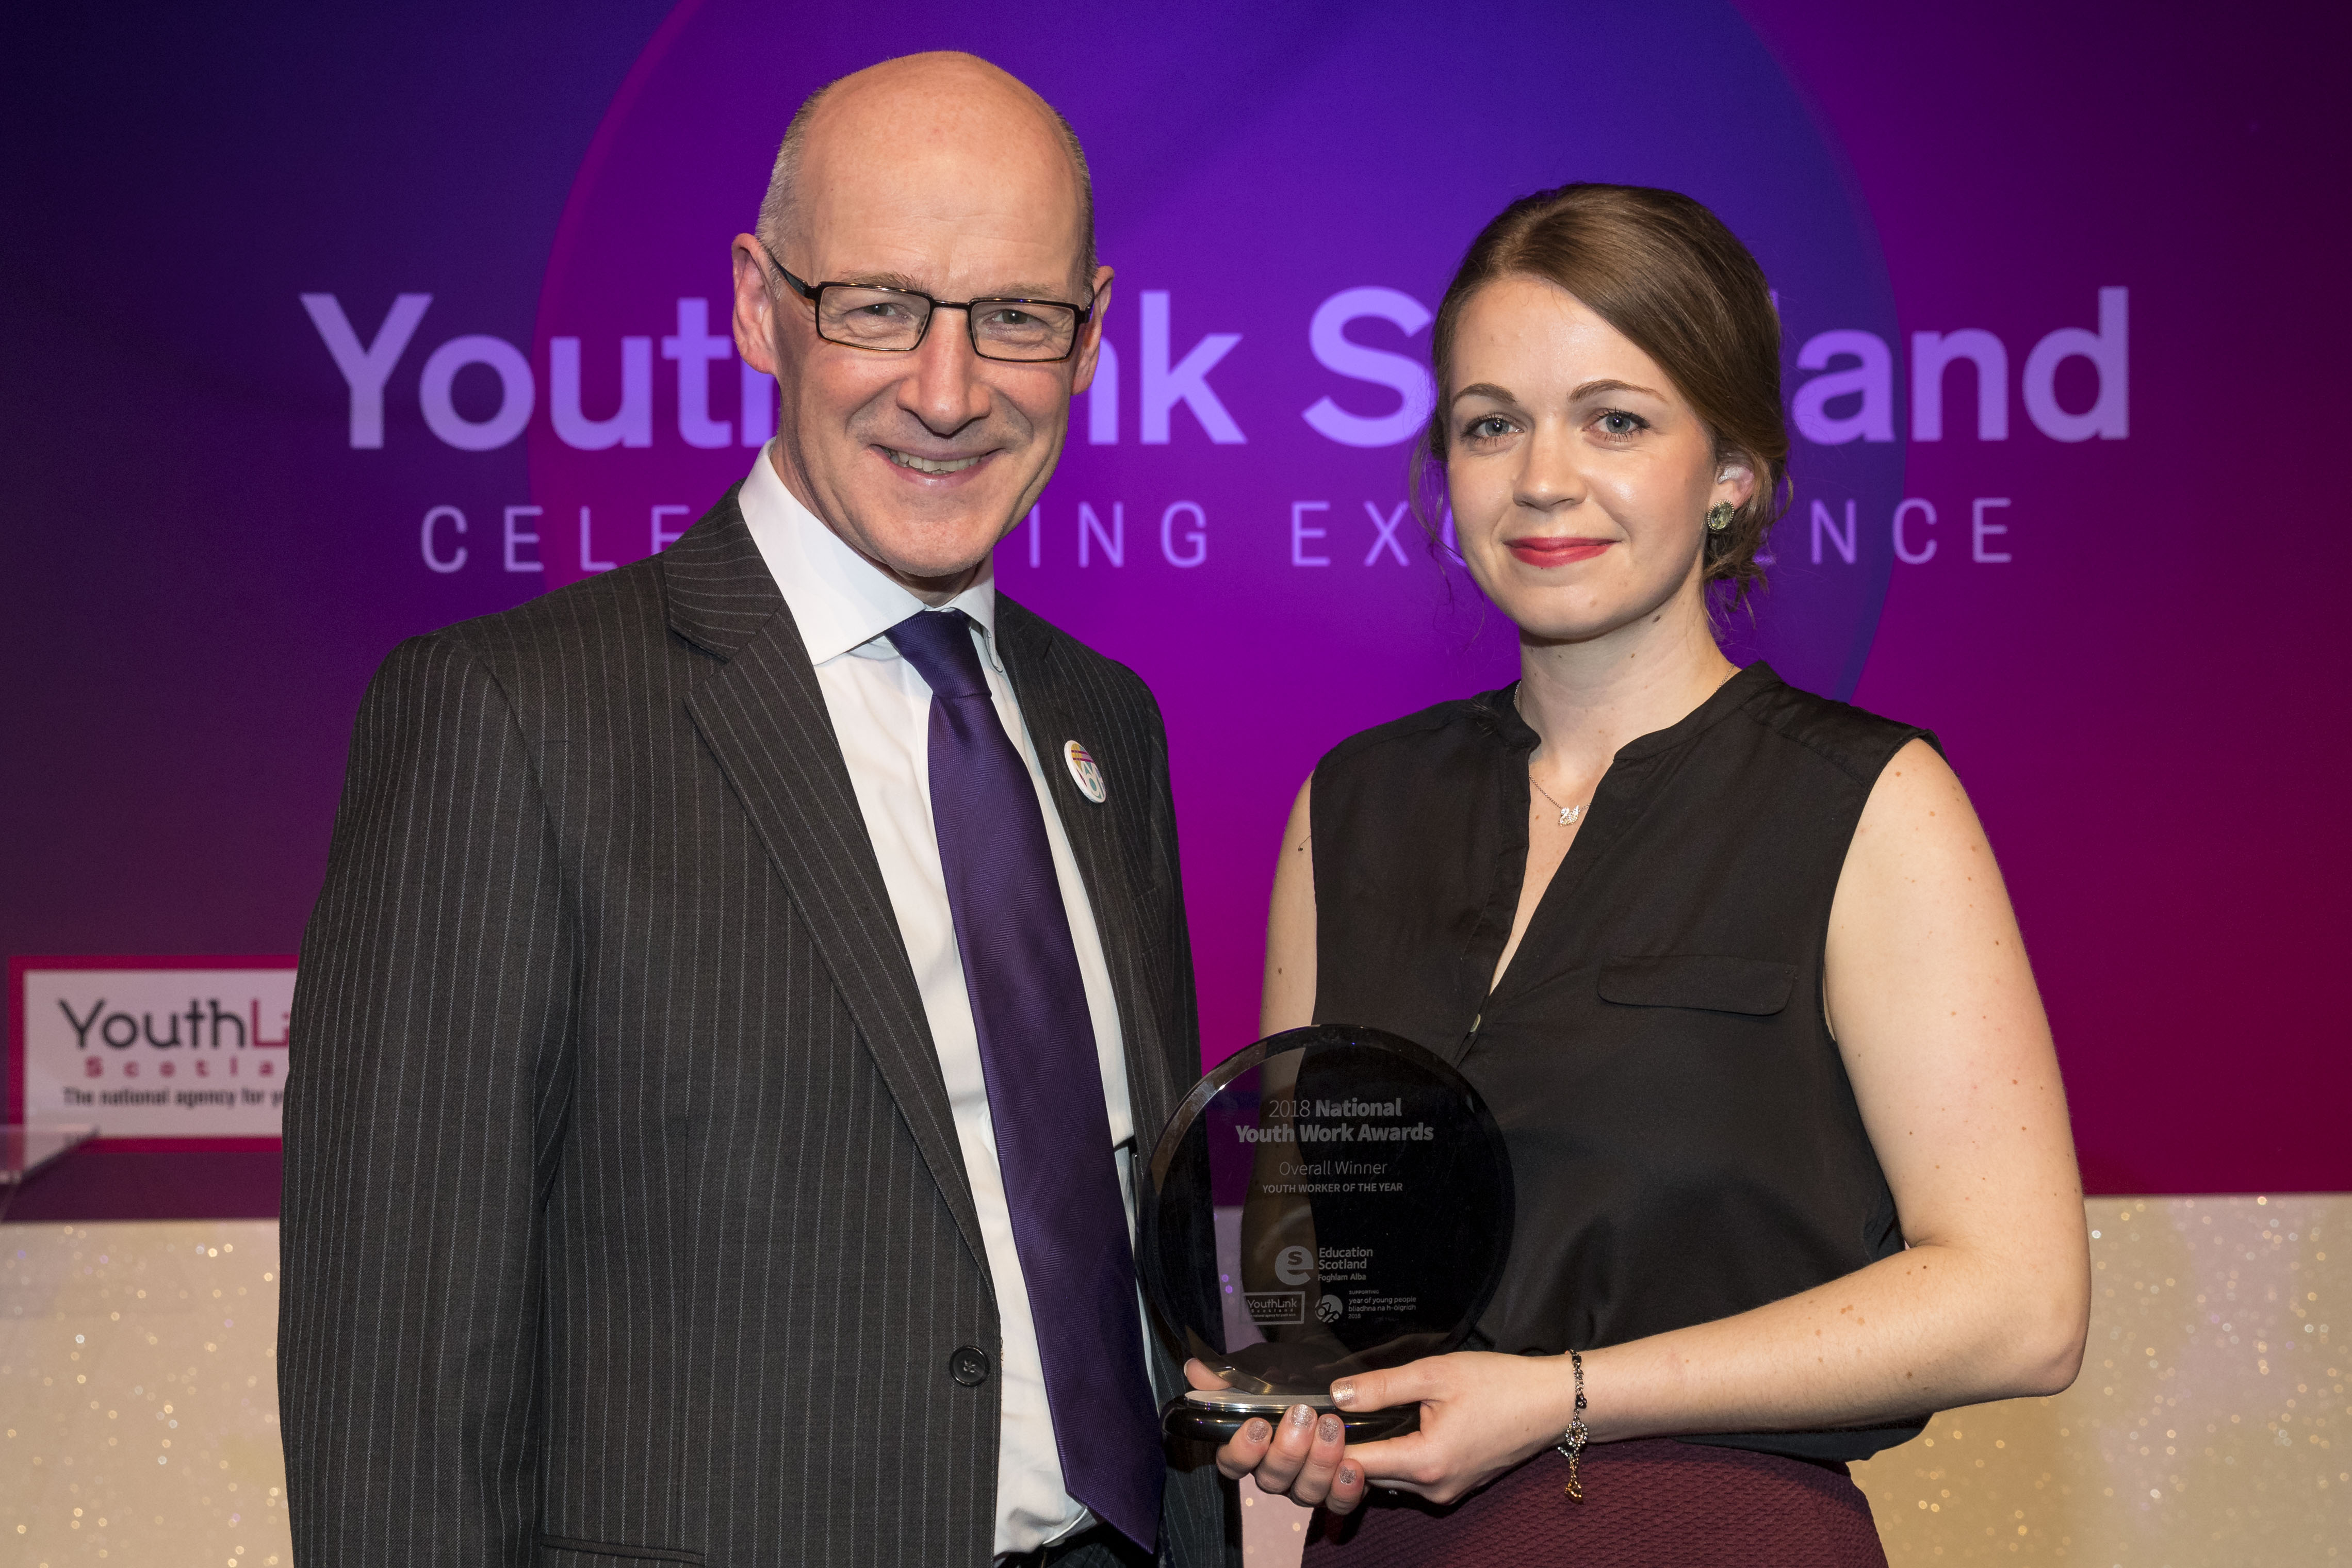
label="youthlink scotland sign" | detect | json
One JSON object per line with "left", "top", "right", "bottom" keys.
{"left": 9, "top": 957, "right": 295, "bottom": 1141}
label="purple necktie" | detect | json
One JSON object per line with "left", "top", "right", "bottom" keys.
{"left": 888, "top": 608, "right": 1162, "bottom": 1553}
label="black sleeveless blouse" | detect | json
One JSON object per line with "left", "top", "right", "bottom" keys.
{"left": 1310, "top": 663, "right": 1935, "bottom": 1461}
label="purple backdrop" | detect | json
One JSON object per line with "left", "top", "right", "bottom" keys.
{"left": 4, "top": 1, "right": 2345, "bottom": 1212}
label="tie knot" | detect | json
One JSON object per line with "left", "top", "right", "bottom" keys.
{"left": 889, "top": 608, "right": 990, "bottom": 699}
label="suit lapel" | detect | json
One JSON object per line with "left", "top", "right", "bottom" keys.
{"left": 663, "top": 495, "right": 987, "bottom": 1273}
{"left": 994, "top": 609, "right": 1181, "bottom": 1157}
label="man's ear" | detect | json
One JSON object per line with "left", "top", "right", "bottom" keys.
{"left": 730, "top": 234, "right": 780, "bottom": 375}
{"left": 1070, "top": 267, "right": 1115, "bottom": 396}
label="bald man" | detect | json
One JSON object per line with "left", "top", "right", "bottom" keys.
{"left": 281, "top": 53, "right": 1231, "bottom": 1568}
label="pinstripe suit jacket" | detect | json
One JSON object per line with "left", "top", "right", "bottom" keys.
{"left": 279, "top": 491, "right": 1232, "bottom": 1568}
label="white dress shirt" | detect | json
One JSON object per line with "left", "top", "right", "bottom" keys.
{"left": 735, "top": 447, "right": 1139, "bottom": 1556}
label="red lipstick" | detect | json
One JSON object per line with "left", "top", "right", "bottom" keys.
{"left": 1507, "top": 536, "right": 1613, "bottom": 567}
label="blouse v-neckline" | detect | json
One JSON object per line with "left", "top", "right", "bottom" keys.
{"left": 1469, "top": 662, "right": 1778, "bottom": 1022}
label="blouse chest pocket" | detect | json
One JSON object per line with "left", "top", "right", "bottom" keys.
{"left": 1597, "top": 954, "right": 1798, "bottom": 1016}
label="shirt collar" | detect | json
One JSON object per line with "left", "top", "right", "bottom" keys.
{"left": 735, "top": 442, "right": 1002, "bottom": 671}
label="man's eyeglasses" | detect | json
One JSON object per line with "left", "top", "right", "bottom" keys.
{"left": 756, "top": 241, "right": 1092, "bottom": 364}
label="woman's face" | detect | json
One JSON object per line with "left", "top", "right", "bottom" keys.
{"left": 1444, "top": 274, "right": 1753, "bottom": 645}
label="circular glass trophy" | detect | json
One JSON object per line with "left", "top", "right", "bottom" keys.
{"left": 1139, "top": 1024, "right": 1514, "bottom": 1443}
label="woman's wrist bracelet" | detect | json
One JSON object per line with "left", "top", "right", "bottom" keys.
{"left": 1555, "top": 1347, "right": 1589, "bottom": 1501}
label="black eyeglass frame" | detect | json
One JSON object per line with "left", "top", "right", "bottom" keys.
{"left": 756, "top": 240, "right": 1096, "bottom": 364}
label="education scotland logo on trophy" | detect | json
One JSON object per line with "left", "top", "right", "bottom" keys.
{"left": 1139, "top": 1024, "right": 1515, "bottom": 1441}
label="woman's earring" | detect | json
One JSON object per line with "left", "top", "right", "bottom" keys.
{"left": 1705, "top": 502, "right": 1736, "bottom": 532}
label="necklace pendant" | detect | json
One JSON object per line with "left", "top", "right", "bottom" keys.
{"left": 1560, "top": 806, "right": 1581, "bottom": 827}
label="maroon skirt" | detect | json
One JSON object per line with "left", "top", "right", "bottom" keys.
{"left": 1302, "top": 1439, "right": 1887, "bottom": 1567}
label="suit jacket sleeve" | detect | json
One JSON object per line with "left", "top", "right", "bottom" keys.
{"left": 1132, "top": 681, "right": 1242, "bottom": 1568}
{"left": 1143, "top": 688, "right": 1203, "bottom": 1096}
{"left": 279, "top": 631, "right": 575, "bottom": 1567}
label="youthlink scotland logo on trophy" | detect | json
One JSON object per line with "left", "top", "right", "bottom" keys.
{"left": 1140, "top": 1024, "right": 1514, "bottom": 1441}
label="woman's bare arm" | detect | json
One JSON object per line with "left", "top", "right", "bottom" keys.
{"left": 1261, "top": 777, "right": 1317, "bottom": 1035}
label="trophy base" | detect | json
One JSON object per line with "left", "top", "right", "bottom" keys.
{"left": 1162, "top": 1389, "right": 1421, "bottom": 1445}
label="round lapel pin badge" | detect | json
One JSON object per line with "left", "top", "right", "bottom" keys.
{"left": 1063, "top": 740, "right": 1107, "bottom": 804}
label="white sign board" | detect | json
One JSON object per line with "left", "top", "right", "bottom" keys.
{"left": 12, "top": 961, "right": 294, "bottom": 1139}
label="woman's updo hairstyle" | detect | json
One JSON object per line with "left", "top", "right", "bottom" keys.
{"left": 1420, "top": 183, "right": 1789, "bottom": 606}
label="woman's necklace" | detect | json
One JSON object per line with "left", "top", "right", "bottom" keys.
{"left": 1529, "top": 773, "right": 1584, "bottom": 828}
{"left": 1514, "top": 686, "right": 1589, "bottom": 828}
{"left": 1516, "top": 663, "right": 1737, "bottom": 829}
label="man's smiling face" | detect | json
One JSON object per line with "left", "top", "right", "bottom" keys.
{"left": 731, "top": 53, "right": 1111, "bottom": 602}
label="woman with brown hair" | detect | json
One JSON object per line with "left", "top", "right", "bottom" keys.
{"left": 1189, "top": 185, "right": 2091, "bottom": 1563}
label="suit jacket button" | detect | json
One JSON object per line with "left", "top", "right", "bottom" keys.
{"left": 950, "top": 1346, "right": 992, "bottom": 1386}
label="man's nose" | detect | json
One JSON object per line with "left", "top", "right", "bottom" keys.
{"left": 901, "top": 307, "right": 992, "bottom": 436}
